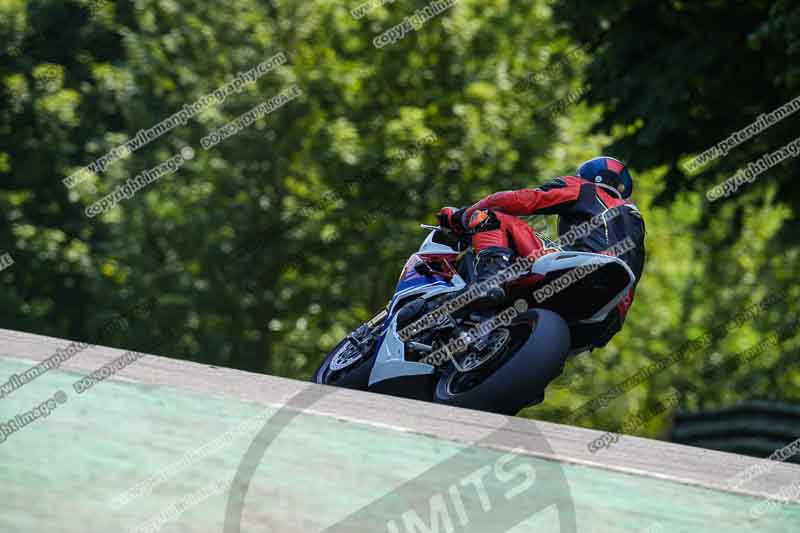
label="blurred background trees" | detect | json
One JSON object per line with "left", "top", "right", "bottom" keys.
{"left": 1, "top": 0, "right": 798, "bottom": 440}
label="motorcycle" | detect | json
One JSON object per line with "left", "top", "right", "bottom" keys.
{"left": 312, "top": 223, "right": 636, "bottom": 415}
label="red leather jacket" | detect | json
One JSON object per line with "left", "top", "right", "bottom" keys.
{"left": 468, "top": 175, "right": 646, "bottom": 284}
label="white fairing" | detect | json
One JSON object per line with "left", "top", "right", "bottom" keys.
{"left": 388, "top": 230, "right": 465, "bottom": 314}
{"left": 388, "top": 273, "right": 465, "bottom": 316}
{"left": 418, "top": 230, "right": 458, "bottom": 254}
{"left": 369, "top": 232, "right": 464, "bottom": 386}
{"left": 532, "top": 251, "right": 636, "bottom": 323}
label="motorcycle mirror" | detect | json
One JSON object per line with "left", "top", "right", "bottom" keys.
{"left": 420, "top": 224, "right": 450, "bottom": 233}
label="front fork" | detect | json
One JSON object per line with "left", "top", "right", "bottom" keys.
{"left": 367, "top": 307, "right": 389, "bottom": 328}
{"left": 345, "top": 307, "right": 388, "bottom": 353}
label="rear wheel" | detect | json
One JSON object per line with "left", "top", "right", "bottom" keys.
{"left": 433, "top": 309, "right": 570, "bottom": 415}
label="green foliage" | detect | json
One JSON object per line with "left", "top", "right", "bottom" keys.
{"left": 0, "top": 0, "right": 570, "bottom": 369}
{"left": 1, "top": 0, "right": 797, "bottom": 439}
{"left": 527, "top": 0, "right": 800, "bottom": 435}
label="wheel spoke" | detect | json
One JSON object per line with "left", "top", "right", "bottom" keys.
{"left": 457, "top": 328, "right": 510, "bottom": 372}
{"left": 329, "top": 341, "right": 363, "bottom": 371}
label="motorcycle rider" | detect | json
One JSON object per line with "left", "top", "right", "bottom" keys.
{"left": 438, "top": 156, "right": 646, "bottom": 351}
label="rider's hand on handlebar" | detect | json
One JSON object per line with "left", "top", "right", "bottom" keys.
{"left": 438, "top": 207, "right": 468, "bottom": 233}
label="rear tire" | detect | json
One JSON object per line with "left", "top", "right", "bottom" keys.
{"left": 433, "top": 309, "right": 571, "bottom": 415}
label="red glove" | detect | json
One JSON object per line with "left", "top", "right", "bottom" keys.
{"left": 437, "top": 207, "right": 468, "bottom": 232}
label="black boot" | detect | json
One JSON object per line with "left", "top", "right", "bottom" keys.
{"left": 471, "top": 246, "right": 514, "bottom": 305}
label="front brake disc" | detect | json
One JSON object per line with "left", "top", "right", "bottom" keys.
{"left": 329, "top": 341, "right": 364, "bottom": 371}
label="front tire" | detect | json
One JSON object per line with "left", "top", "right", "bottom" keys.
{"left": 312, "top": 334, "right": 377, "bottom": 390}
{"left": 433, "top": 309, "right": 571, "bottom": 415}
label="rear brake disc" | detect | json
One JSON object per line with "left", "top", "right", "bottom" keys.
{"left": 457, "top": 328, "right": 511, "bottom": 372}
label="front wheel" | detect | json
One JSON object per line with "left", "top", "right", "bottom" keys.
{"left": 312, "top": 327, "right": 377, "bottom": 390}
{"left": 433, "top": 309, "right": 571, "bottom": 416}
